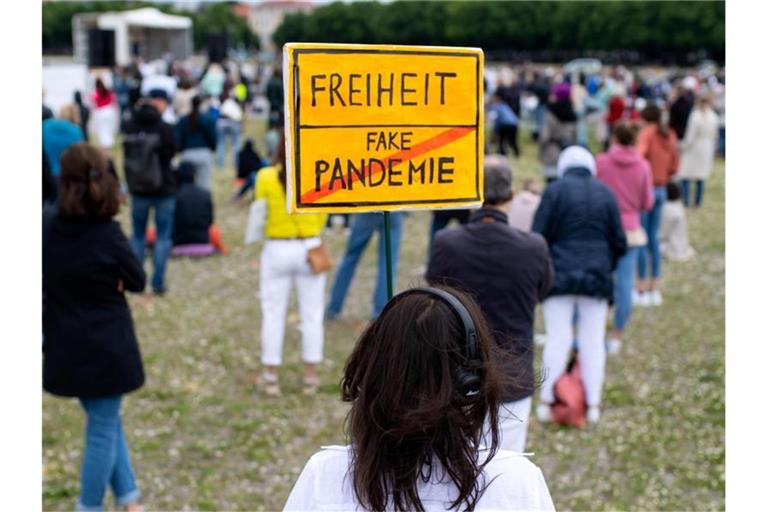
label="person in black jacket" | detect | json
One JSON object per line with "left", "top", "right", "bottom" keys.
{"left": 123, "top": 89, "right": 177, "bottom": 295}
{"left": 532, "top": 145, "right": 627, "bottom": 425}
{"left": 171, "top": 161, "right": 227, "bottom": 256}
{"left": 427, "top": 154, "right": 554, "bottom": 452}
{"left": 232, "top": 138, "right": 265, "bottom": 201}
{"left": 669, "top": 83, "right": 695, "bottom": 140}
{"left": 74, "top": 90, "right": 91, "bottom": 140}
{"left": 43, "top": 149, "right": 56, "bottom": 207}
{"left": 43, "top": 143, "right": 145, "bottom": 512}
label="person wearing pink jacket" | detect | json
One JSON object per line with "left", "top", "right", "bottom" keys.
{"left": 596, "top": 122, "right": 654, "bottom": 355}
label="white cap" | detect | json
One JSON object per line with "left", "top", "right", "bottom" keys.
{"left": 557, "top": 146, "right": 596, "bottom": 178}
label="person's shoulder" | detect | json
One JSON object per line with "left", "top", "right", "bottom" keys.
{"left": 510, "top": 228, "right": 549, "bottom": 252}
{"left": 595, "top": 152, "right": 610, "bottom": 167}
{"left": 432, "top": 222, "right": 467, "bottom": 247}
{"left": 592, "top": 178, "right": 617, "bottom": 198}
{"left": 257, "top": 165, "right": 279, "bottom": 185}
{"left": 92, "top": 218, "right": 125, "bottom": 240}
{"left": 300, "top": 445, "right": 351, "bottom": 479}
{"left": 481, "top": 451, "right": 553, "bottom": 507}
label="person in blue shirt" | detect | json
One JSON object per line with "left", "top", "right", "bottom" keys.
{"left": 489, "top": 93, "right": 520, "bottom": 157}
{"left": 42, "top": 104, "right": 85, "bottom": 177}
{"left": 175, "top": 95, "right": 217, "bottom": 191}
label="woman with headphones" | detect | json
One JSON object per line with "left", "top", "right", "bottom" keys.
{"left": 284, "top": 286, "right": 555, "bottom": 511}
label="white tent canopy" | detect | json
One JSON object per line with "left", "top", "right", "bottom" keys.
{"left": 73, "top": 7, "right": 193, "bottom": 67}
{"left": 96, "top": 7, "right": 192, "bottom": 31}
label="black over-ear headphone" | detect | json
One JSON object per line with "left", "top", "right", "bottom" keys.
{"left": 382, "top": 287, "right": 481, "bottom": 397}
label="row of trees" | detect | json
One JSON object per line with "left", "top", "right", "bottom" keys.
{"left": 42, "top": 1, "right": 258, "bottom": 53}
{"left": 274, "top": 1, "right": 724, "bottom": 63}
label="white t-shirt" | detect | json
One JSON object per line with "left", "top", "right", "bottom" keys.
{"left": 283, "top": 445, "right": 555, "bottom": 511}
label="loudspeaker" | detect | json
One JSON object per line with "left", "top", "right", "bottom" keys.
{"left": 88, "top": 29, "right": 115, "bottom": 68}
{"left": 207, "top": 33, "right": 228, "bottom": 63}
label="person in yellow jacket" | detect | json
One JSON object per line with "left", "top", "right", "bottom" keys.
{"left": 256, "top": 139, "right": 327, "bottom": 396}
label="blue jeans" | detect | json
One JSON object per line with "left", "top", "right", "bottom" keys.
{"left": 533, "top": 104, "right": 546, "bottom": 137}
{"left": 681, "top": 179, "right": 705, "bottom": 208}
{"left": 718, "top": 126, "right": 725, "bottom": 157}
{"left": 613, "top": 246, "right": 640, "bottom": 332}
{"left": 576, "top": 111, "right": 588, "bottom": 147}
{"left": 216, "top": 120, "right": 241, "bottom": 168}
{"left": 77, "top": 396, "right": 140, "bottom": 511}
{"left": 130, "top": 195, "right": 175, "bottom": 291}
{"left": 638, "top": 186, "right": 667, "bottom": 280}
{"left": 327, "top": 212, "right": 404, "bottom": 319}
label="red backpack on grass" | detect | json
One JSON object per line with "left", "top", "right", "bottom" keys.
{"left": 551, "top": 354, "right": 587, "bottom": 427}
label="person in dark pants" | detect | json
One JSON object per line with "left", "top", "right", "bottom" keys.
{"left": 233, "top": 138, "right": 265, "bottom": 201}
{"left": 427, "top": 154, "right": 554, "bottom": 451}
{"left": 326, "top": 212, "right": 405, "bottom": 320}
{"left": 74, "top": 91, "right": 91, "bottom": 140}
{"left": 43, "top": 143, "right": 146, "bottom": 512}
{"left": 123, "top": 90, "right": 177, "bottom": 295}
{"left": 489, "top": 93, "right": 520, "bottom": 157}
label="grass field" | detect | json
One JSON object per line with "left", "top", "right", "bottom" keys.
{"left": 43, "top": 118, "right": 725, "bottom": 511}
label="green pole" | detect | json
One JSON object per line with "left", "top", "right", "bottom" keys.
{"left": 383, "top": 211, "right": 394, "bottom": 300}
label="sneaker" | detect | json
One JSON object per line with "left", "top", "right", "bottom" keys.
{"left": 606, "top": 338, "right": 622, "bottom": 355}
{"left": 536, "top": 403, "right": 552, "bottom": 423}
{"left": 632, "top": 289, "right": 644, "bottom": 305}
{"left": 153, "top": 286, "right": 168, "bottom": 296}
{"left": 649, "top": 289, "right": 663, "bottom": 306}
{"left": 534, "top": 334, "right": 547, "bottom": 347}
{"left": 261, "top": 372, "right": 281, "bottom": 396}
{"left": 634, "top": 292, "right": 651, "bottom": 307}
{"left": 587, "top": 406, "right": 601, "bottom": 424}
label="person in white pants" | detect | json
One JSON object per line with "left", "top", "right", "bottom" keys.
{"left": 532, "top": 146, "right": 627, "bottom": 424}
{"left": 255, "top": 143, "right": 328, "bottom": 396}
{"left": 260, "top": 239, "right": 325, "bottom": 393}
{"left": 539, "top": 296, "right": 609, "bottom": 421}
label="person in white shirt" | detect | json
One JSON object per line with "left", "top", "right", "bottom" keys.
{"left": 284, "top": 286, "right": 556, "bottom": 512}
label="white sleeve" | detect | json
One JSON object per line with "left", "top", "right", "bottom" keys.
{"left": 283, "top": 459, "right": 318, "bottom": 512}
{"left": 530, "top": 467, "right": 557, "bottom": 511}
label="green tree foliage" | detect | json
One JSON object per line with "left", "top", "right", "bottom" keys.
{"left": 42, "top": 1, "right": 259, "bottom": 52}
{"left": 272, "top": 0, "right": 724, "bottom": 60}
{"left": 191, "top": 2, "right": 259, "bottom": 51}
{"left": 42, "top": 1, "right": 143, "bottom": 50}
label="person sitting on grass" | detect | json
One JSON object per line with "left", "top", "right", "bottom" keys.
{"left": 659, "top": 181, "right": 696, "bottom": 262}
{"left": 284, "top": 286, "right": 555, "bottom": 511}
{"left": 172, "top": 161, "right": 228, "bottom": 256}
{"left": 148, "top": 161, "right": 228, "bottom": 257}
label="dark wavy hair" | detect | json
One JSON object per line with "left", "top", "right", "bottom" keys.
{"left": 341, "top": 286, "right": 508, "bottom": 511}
{"left": 58, "top": 143, "right": 119, "bottom": 220}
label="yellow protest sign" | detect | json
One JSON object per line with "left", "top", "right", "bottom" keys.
{"left": 283, "top": 43, "right": 484, "bottom": 213}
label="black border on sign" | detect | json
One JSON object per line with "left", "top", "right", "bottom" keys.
{"left": 292, "top": 47, "right": 481, "bottom": 210}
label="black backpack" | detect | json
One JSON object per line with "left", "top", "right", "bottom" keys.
{"left": 123, "top": 131, "right": 163, "bottom": 195}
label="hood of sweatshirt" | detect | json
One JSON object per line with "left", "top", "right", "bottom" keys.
{"left": 606, "top": 144, "right": 642, "bottom": 167}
